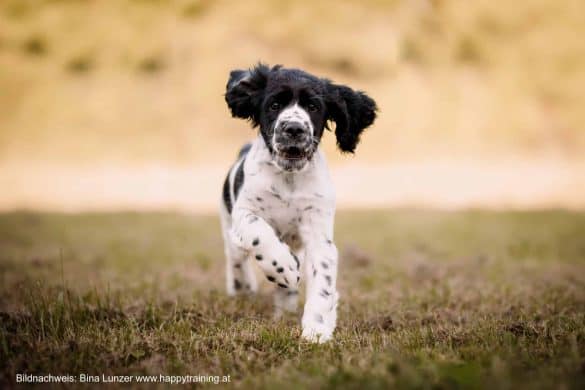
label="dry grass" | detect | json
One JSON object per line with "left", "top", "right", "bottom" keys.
{"left": 1, "top": 210, "right": 584, "bottom": 388}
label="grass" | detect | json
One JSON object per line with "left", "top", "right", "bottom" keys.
{"left": 1, "top": 210, "right": 584, "bottom": 388}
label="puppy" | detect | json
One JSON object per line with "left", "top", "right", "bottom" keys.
{"left": 219, "top": 63, "right": 377, "bottom": 342}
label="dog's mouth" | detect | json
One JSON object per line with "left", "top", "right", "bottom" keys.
{"left": 278, "top": 146, "right": 307, "bottom": 160}
{"left": 272, "top": 144, "right": 314, "bottom": 171}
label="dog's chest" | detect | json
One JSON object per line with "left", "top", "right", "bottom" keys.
{"left": 258, "top": 175, "right": 314, "bottom": 224}
{"left": 243, "top": 169, "right": 332, "bottom": 246}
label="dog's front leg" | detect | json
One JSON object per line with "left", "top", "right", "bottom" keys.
{"left": 300, "top": 230, "right": 339, "bottom": 343}
{"left": 230, "top": 210, "right": 300, "bottom": 290}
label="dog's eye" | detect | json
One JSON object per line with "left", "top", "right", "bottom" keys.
{"left": 270, "top": 102, "right": 281, "bottom": 111}
{"left": 308, "top": 103, "right": 318, "bottom": 112}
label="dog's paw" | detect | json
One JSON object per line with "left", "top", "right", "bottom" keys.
{"left": 301, "top": 321, "right": 334, "bottom": 343}
{"left": 262, "top": 243, "right": 301, "bottom": 289}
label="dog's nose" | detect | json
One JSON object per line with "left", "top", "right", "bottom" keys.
{"left": 283, "top": 123, "right": 305, "bottom": 139}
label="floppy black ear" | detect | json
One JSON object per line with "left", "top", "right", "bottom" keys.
{"left": 325, "top": 83, "right": 377, "bottom": 153}
{"left": 225, "top": 63, "right": 270, "bottom": 127}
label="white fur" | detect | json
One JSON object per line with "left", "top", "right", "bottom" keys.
{"left": 220, "top": 136, "right": 339, "bottom": 343}
{"left": 274, "top": 104, "right": 314, "bottom": 136}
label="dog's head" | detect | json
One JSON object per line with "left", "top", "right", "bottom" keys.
{"left": 225, "top": 63, "right": 377, "bottom": 171}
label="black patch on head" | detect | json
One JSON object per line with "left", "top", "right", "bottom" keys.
{"left": 252, "top": 238, "right": 260, "bottom": 246}
{"left": 233, "top": 157, "right": 245, "bottom": 200}
{"left": 222, "top": 172, "right": 232, "bottom": 214}
{"left": 234, "top": 279, "right": 242, "bottom": 290}
{"left": 255, "top": 254, "right": 263, "bottom": 260}
{"left": 266, "top": 275, "right": 276, "bottom": 283}
{"left": 276, "top": 267, "right": 284, "bottom": 273}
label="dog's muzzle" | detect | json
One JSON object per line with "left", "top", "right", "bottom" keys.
{"left": 273, "top": 122, "right": 314, "bottom": 171}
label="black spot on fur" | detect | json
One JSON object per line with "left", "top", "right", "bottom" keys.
{"left": 256, "top": 197, "right": 263, "bottom": 202}
{"left": 255, "top": 254, "right": 263, "bottom": 260}
{"left": 222, "top": 172, "right": 232, "bottom": 214}
{"left": 238, "top": 143, "right": 252, "bottom": 158}
{"left": 326, "top": 239, "right": 332, "bottom": 245}
{"left": 234, "top": 279, "right": 242, "bottom": 290}
{"left": 233, "top": 158, "right": 245, "bottom": 200}
{"left": 315, "top": 314, "right": 324, "bottom": 323}
{"left": 234, "top": 263, "right": 241, "bottom": 268}
{"left": 276, "top": 267, "right": 284, "bottom": 273}
{"left": 252, "top": 238, "right": 259, "bottom": 246}
{"left": 272, "top": 260, "right": 277, "bottom": 266}
{"left": 248, "top": 215, "right": 258, "bottom": 223}
{"left": 287, "top": 290, "right": 298, "bottom": 296}
{"left": 325, "top": 275, "right": 332, "bottom": 286}
{"left": 278, "top": 283, "right": 288, "bottom": 289}
{"left": 284, "top": 277, "right": 289, "bottom": 284}
{"left": 290, "top": 251, "right": 300, "bottom": 269}
{"left": 266, "top": 275, "right": 276, "bottom": 283}
{"left": 321, "top": 261, "right": 329, "bottom": 269}
{"left": 320, "top": 289, "right": 330, "bottom": 298}
{"left": 304, "top": 205, "right": 313, "bottom": 211}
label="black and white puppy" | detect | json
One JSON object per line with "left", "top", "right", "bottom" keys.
{"left": 220, "top": 63, "right": 376, "bottom": 342}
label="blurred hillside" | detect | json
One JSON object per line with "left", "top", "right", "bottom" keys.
{"left": 0, "top": 0, "right": 584, "bottom": 210}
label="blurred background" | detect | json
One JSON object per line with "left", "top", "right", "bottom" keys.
{"left": 1, "top": 0, "right": 583, "bottom": 211}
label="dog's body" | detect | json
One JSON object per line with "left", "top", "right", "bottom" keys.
{"left": 220, "top": 64, "right": 376, "bottom": 342}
